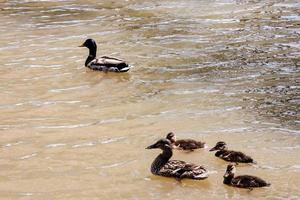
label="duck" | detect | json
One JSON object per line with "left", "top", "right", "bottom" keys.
{"left": 223, "top": 164, "right": 271, "bottom": 189}
{"left": 79, "top": 38, "right": 131, "bottom": 72}
{"left": 146, "top": 138, "right": 208, "bottom": 180}
{"left": 209, "top": 141, "right": 256, "bottom": 164}
{"left": 166, "top": 132, "right": 205, "bottom": 151}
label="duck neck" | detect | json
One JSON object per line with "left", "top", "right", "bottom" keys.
{"left": 170, "top": 138, "right": 176, "bottom": 144}
{"left": 151, "top": 147, "right": 172, "bottom": 175}
{"left": 215, "top": 150, "right": 226, "bottom": 156}
{"left": 85, "top": 47, "right": 97, "bottom": 66}
{"left": 223, "top": 174, "right": 234, "bottom": 185}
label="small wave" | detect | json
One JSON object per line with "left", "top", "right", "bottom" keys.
{"left": 269, "top": 127, "right": 300, "bottom": 135}
{"left": 202, "top": 127, "right": 250, "bottom": 134}
{"left": 100, "top": 137, "right": 125, "bottom": 144}
{"left": 35, "top": 123, "right": 93, "bottom": 129}
{"left": 290, "top": 165, "right": 300, "bottom": 171}
{"left": 22, "top": 72, "right": 72, "bottom": 81}
{"left": 3, "top": 141, "right": 24, "bottom": 148}
{"left": 100, "top": 160, "right": 136, "bottom": 169}
{"left": 165, "top": 88, "right": 219, "bottom": 95}
{"left": 72, "top": 142, "right": 96, "bottom": 148}
{"left": 0, "top": 124, "right": 26, "bottom": 130}
{"left": 49, "top": 85, "right": 89, "bottom": 93}
{"left": 14, "top": 100, "right": 81, "bottom": 107}
{"left": 272, "top": 145, "right": 300, "bottom": 150}
{"left": 46, "top": 143, "right": 66, "bottom": 148}
{"left": 19, "top": 193, "right": 33, "bottom": 197}
{"left": 19, "top": 153, "right": 37, "bottom": 160}
{"left": 96, "top": 118, "right": 125, "bottom": 125}
{"left": 257, "top": 165, "right": 280, "bottom": 170}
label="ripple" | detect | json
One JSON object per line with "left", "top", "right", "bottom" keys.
{"left": 100, "top": 160, "right": 136, "bottom": 169}
{"left": 19, "top": 192, "right": 33, "bottom": 197}
{"left": 272, "top": 145, "right": 300, "bottom": 150}
{"left": 165, "top": 88, "right": 219, "bottom": 95}
{"left": 3, "top": 141, "right": 24, "bottom": 148}
{"left": 49, "top": 85, "right": 89, "bottom": 93}
{"left": 19, "top": 153, "right": 37, "bottom": 160}
{"left": 22, "top": 72, "right": 72, "bottom": 81}
{"left": 100, "top": 137, "right": 125, "bottom": 144}
{"left": 290, "top": 165, "right": 300, "bottom": 171}
{"left": 3, "top": 100, "right": 82, "bottom": 108}
{"left": 46, "top": 143, "right": 66, "bottom": 148}
{"left": 0, "top": 124, "right": 26, "bottom": 130}
{"left": 72, "top": 142, "right": 96, "bottom": 148}
{"left": 269, "top": 127, "right": 300, "bottom": 135}
{"left": 35, "top": 123, "right": 93, "bottom": 129}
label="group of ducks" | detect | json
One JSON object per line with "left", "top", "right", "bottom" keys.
{"left": 79, "top": 39, "right": 270, "bottom": 189}
{"left": 146, "top": 132, "right": 271, "bottom": 189}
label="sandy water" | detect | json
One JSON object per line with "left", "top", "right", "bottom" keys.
{"left": 0, "top": 0, "right": 299, "bottom": 199}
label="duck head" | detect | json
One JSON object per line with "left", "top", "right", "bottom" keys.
{"left": 224, "top": 164, "right": 236, "bottom": 178}
{"left": 146, "top": 139, "right": 172, "bottom": 150}
{"left": 209, "top": 141, "right": 227, "bottom": 151}
{"left": 79, "top": 38, "right": 97, "bottom": 49}
{"left": 79, "top": 39, "right": 97, "bottom": 56}
{"left": 166, "top": 132, "right": 176, "bottom": 143}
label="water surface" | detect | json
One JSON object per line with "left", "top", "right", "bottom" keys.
{"left": 0, "top": 0, "right": 299, "bottom": 199}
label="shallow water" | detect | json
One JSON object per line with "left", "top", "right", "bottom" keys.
{"left": 0, "top": 0, "right": 299, "bottom": 199}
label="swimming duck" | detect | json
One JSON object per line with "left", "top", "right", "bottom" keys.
{"left": 166, "top": 132, "right": 205, "bottom": 151}
{"left": 209, "top": 141, "right": 255, "bottom": 163}
{"left": 79, "top": 39, "right": 131, "bottom": 72}
{"left": 146, "top": 138, "right": 208, "bottom": 180}
{"left": 223, "top": 164, "right": 270, "bottom": 189}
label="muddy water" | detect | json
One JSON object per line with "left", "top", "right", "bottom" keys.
{"left": 0, "top": 0, "right": 299, "bottom": 199}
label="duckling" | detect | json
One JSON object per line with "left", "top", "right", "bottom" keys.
{"left": 223, "top": 164, "right": 270, "bottom": 189}
{"left": 146, "top": 139, "right": 208, "bottom": 180}
{"left": 166, "top": 132, "right": 205, "bottom": 151}
{"left": 79, "top": 39, "right": 131, "bottom": 72}
{"left": 209, "top": 141, "right": 255, "bottom": 163}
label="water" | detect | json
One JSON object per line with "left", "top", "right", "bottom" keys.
{"left": 0, "top": 0, "right": 299, "bottom": 199}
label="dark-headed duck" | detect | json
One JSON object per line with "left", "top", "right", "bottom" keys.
{"left": 79, "top": 38, "right": 131, "bottom": 72}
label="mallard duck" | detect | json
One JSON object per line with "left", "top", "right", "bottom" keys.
{"left": 166, "top": 132, "right": 205, "bottom": 151}
{"left": 223, "top": 164, "right": 270, "bottom": 189}
{"left": 146, "top": 138, "right": 208, "bottom": 180}
{"left": 79, "top": 39, "right": 131, "bottom": 72}
{"left": 209, "top": 141, "right": 255, "bottom": 164}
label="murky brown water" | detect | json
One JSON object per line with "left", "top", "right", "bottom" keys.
{"left": 0, "top": 0, "right": 299, "bottom": 199}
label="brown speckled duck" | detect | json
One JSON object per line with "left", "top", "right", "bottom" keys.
{"left": 146, "top": 139, "right": 208, "bottom": 180}
{"left": 209, "top": 141, "right": 256, "bottom": 164}
{"left": 79, "top": 39, "right": 131, "bottom": 72}
{"left": 223, "top": 164, "right": 271, "bottom": 189}
{"left": 166, "top": 132, "right": 205, "bottom": 151}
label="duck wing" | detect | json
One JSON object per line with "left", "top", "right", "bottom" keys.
{"left": 175, "top": 139, "right": 205, "bottom": 150}
{"left": 220, "top": 150, "right": 254, "bottom": 163}
{"left": 158, "top": 160, "right": 208, "bottom": 180}
{"left": 87, "top": 56, "right": 131, "bottom": 72}
{"left": 232, "top": 175, "right": 270, "bottom": 188}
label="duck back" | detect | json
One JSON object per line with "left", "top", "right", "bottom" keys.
{"left": 232, "top": 175, "right": 271, "bottom": 188}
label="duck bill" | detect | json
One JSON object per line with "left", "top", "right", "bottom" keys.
{"left": 146, "top": 143, "right": 157, "bottom": 149}
{"left": 223, "top": 171, "right": 230, "bottom": 178}
{"left": 78, "top": 44, "right": 85, "bottom": 47}
{"left": 209, "top": 146, "right": 217, "bottom": 151}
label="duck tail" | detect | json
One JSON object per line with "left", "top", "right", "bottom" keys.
{"left": 196, "top": 141, "right": 205, "bottom": 148}
{"left": 251, "top": 160, "right": 257, "bottom": 164}
{"left": 194, "top": 172, "right": 209, "bottom": 180}
{"left": 119, "top": 64, "right": 132, "bottom": 72}
{"left": 266, "top": 182, "right": 271, "bottom": 187}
